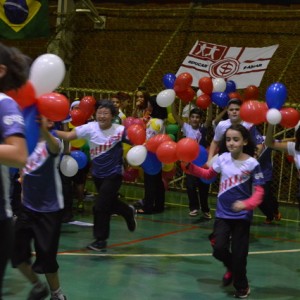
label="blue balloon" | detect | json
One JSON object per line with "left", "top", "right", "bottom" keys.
{"left": 192, "top": 145, "right": 208, "bottom": 167}
{"left": 23, "top": 105, "right": 39, "bottom": 154}
{"left": 162, "top": 73, "right": 176, "bottom": 89}
{"left": 141, "top": 152, "right": 162, "bottom": 175}
{"left": 266, "top": 82, "right": 287, "bottom": 110}
{"left": 211, "top": 92, "right": 230, "bottom": 108}
{"left": 225, "top": 80, "right": 236, "bottom": 94}
{"left": 70, "top": 150, "right": 88, "bottom": 169}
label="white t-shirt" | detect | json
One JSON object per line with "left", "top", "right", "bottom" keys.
{"left": 213, "top": 119, "right": 253, "bottom": 142}
{"left": 287, "top": 142, "right": 300, "bottom": 171}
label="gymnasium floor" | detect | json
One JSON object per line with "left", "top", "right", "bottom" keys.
{"left": 3, "top": 185, "right": 300, "bottom": 300}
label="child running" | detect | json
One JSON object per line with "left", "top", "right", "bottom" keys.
{"left": 182, "top": 124, "right": 265, "bottom": 298}
{"left": 12, "top": 116, "right": 67, "bottom": 300}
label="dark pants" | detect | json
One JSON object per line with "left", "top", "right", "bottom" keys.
{"left": 259, "top": 180, "right": 279, "bottom": 220}
{"left": 0, "top": 218, "right": 13, "bottom": 299}
{"left": 60, "top": 171, "right": 73, "bottom": 220}
{"left": 212, "top": 218, "right": 250, "bottom": 290}
{"left": 186, "top": 174, "right": 210, "bottom": 212}
{"left": 143, "top": 171, "right": 165, "bottom": 213}
{"left": 93, "top": 175, "right": 132, "bottom": 241}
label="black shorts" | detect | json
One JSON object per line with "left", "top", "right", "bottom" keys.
{"left": 12, "top": 206, "right": 63, "bottom": 274}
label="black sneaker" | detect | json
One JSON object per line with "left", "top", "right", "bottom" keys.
{"left": 87, "top": 240, "right": 107, "bottom": 251}
{"left": 222, "top": 270, "right": 233, "bottom": 286}
{"left": 27, "top": 282, "right": 49, "bottom": 300}
{"left": 234, "top": 287, "right": 250, "bottom": 298}
{"left": 126, "top": 205, "right": 137, "bottom": 232}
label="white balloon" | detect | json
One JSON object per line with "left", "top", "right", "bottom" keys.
{"left": 212, "top": 78, "right": 226, "bottom": 92}
{"left": 126, "top": 145, "right": 147, "bottom": 166}
{"left": 156, "top": 89, "right": 176, "bottom": 107}
{"left": 60, "top": 155, "right": 78, "bottom": 177}
{"left": 266, "top": 108, "right": 282, "bottom": 125}
{"left": 196, "top": 89, "right": 204, "bottom": 97}
{"left": 30, "top": 54, "right": 66, "bottom": 97}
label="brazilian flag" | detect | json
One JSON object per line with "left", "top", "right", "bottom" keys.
{"left": 0, "top": 0, "right": 49, "bottom": 39}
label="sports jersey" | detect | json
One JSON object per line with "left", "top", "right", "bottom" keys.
{"left": 75, "top": 122, "right": 126, "bottom": 178}
{"left": 182, "top": 122, "right": 207, "bottom": 147}
{"left": 0, "top": 93, "right": 25, "bottom": 220}
{"left": 146, "top": 118, "right": 165, "bottom": 140}
{"left": 212, "top": 152, "right": 265, "bottom": 221}
{"left": 22, "top": 139, "right": 64, "bottom": 212}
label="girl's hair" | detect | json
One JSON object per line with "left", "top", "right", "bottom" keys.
{"left": 0, "top": 43, "right": 31, "bottom": 92}
{"left": 95, "top": 99, "right": 117, "bottom": 116}
{"left": 295, "top": 127, "right": 300, "bottom": 151}
{"left": 134, "top": 87, "right": 150, "bottom": 110}
{"left": 219, "top": 124, "right": 256, "bottom": 156}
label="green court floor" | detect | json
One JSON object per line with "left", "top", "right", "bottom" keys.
{"left": 3, "top": 185, "right": 300, "bottom": 300}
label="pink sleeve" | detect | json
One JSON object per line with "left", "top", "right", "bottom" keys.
{"left": 243, "top": 186, "right": 264, "bottom": 210}
{"left": 187, "top": 164, "right": 218, "bottom": 179}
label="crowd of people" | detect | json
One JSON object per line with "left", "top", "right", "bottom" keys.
{"left": 1, "top": 42, "right": 299, "bottom": 299}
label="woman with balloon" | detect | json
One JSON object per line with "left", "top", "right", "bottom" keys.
{"left": 55, "top": 99, "right": 137, "bottom": 251}
{"left": 132, "top": 86, "right": 152, "bottom": 123}
{"left": 12, "top": 116, "right": 67, "bottom": 300}
{"left": 0, "top": 42, "right": 29, "bottom": 300}
{"left": 171, "top": 101, "right": 213, "bottom": 219}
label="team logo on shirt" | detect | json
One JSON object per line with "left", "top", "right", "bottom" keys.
{"left": 3, "top": 114, "right": 24, "bottom": 126}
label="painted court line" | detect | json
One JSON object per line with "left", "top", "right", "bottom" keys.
{"left": 58, "top": 248, "right": 300, "bottom": 257}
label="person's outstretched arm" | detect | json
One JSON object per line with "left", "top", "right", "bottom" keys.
{"left": 171, "top": 102, "right": 184, "bottom": 127}
{"left": 265, "top": 123, "right": 288, "bottom": 152}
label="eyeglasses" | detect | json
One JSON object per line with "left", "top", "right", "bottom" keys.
{"left": 96, "top": 112, "right": 111, "bottom": 117}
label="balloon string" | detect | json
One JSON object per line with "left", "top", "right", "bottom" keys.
{"left": 138, "top": 3, "right": 197, "bottom": 89}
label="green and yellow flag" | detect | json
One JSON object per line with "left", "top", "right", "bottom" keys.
{"left": 0, "top": 0, "right": 50, "bottom": 39}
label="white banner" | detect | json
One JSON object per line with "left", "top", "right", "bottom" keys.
{"left": 176, "top": 41, "right": 279, "bottom": 89}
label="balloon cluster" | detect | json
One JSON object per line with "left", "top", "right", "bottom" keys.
{"left": 159, "top": 72, "right": 242, "bottom": 110}
{"left": 70, "top": 96, "right": 96, "bottom": 126}
{"left": 6, "top": 53, "right": 69, "bottom": 154}
{"left": 126, "top": 134, "right": 208, "bottom": 176}
{"left": 60, "top": 151, "right": 88, "bottom": 177}
{"left": 240, "top": 82, "right": 300, "bottom": 128}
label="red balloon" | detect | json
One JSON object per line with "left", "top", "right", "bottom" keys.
{"left": 196, "top": 94, "right": 211, "bottom": 109}
{"left": 198, "top": 77, "right": 213, "bottom": 95}
{"left": 146, "top": 134, "right": 172, "bottom": 153}
{"left": 37, "top": 92, "right": 70, "bottom": 122}
{"left": 162, "top": 167, "right": 176, "bottom": 181}
{"left": 123, "top": 117, "right": 136, "bottom": 129}
{"left": 156, "top": 141, "right": 178, "bottom": 164}
{"left": 79, "top": 96, "right": 96, "bottom": 119}
{"left": 133, "top": 118, "right": 146, "bottom": 129}
{"left": 176, "top": 138, "right": 199, "bottom": 162}
{"left": 127, "top": 124, "right": 146, "bottom": 145}
{"left": 70, "top": 109, "right": 87, "bottom": 126}
{"left": 280, "top": 107, "right": 300, "bottom": 128}
{"left": 174, "top": 72, "right": 193, "bottom": 92}
{"left": 239, "top": 100, "right": 266, "bottom": 125}
{"left": 176, "top": 87, "right": 196, "bottom": 103}
{"left": 6, "top": 81, "right": 37, "bottom": 109}
{"left": 123, "top": 167, "right": 139, "bottom": 182}
{"left": 228, "top": 92, "right": 243, "bottom": 101}
{"left": 244, "top": 85, "right": 259, "bottom": 100}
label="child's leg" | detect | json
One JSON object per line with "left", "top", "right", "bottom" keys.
{"left": 212, "top": 218, "right": 232, "bottom": 270}
{"left": 231, "top": 219, "right": 250, "bottom": 291}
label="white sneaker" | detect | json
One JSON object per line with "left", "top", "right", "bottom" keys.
{"left": 189, "top": 209, "right": 198, "bottom": 216}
